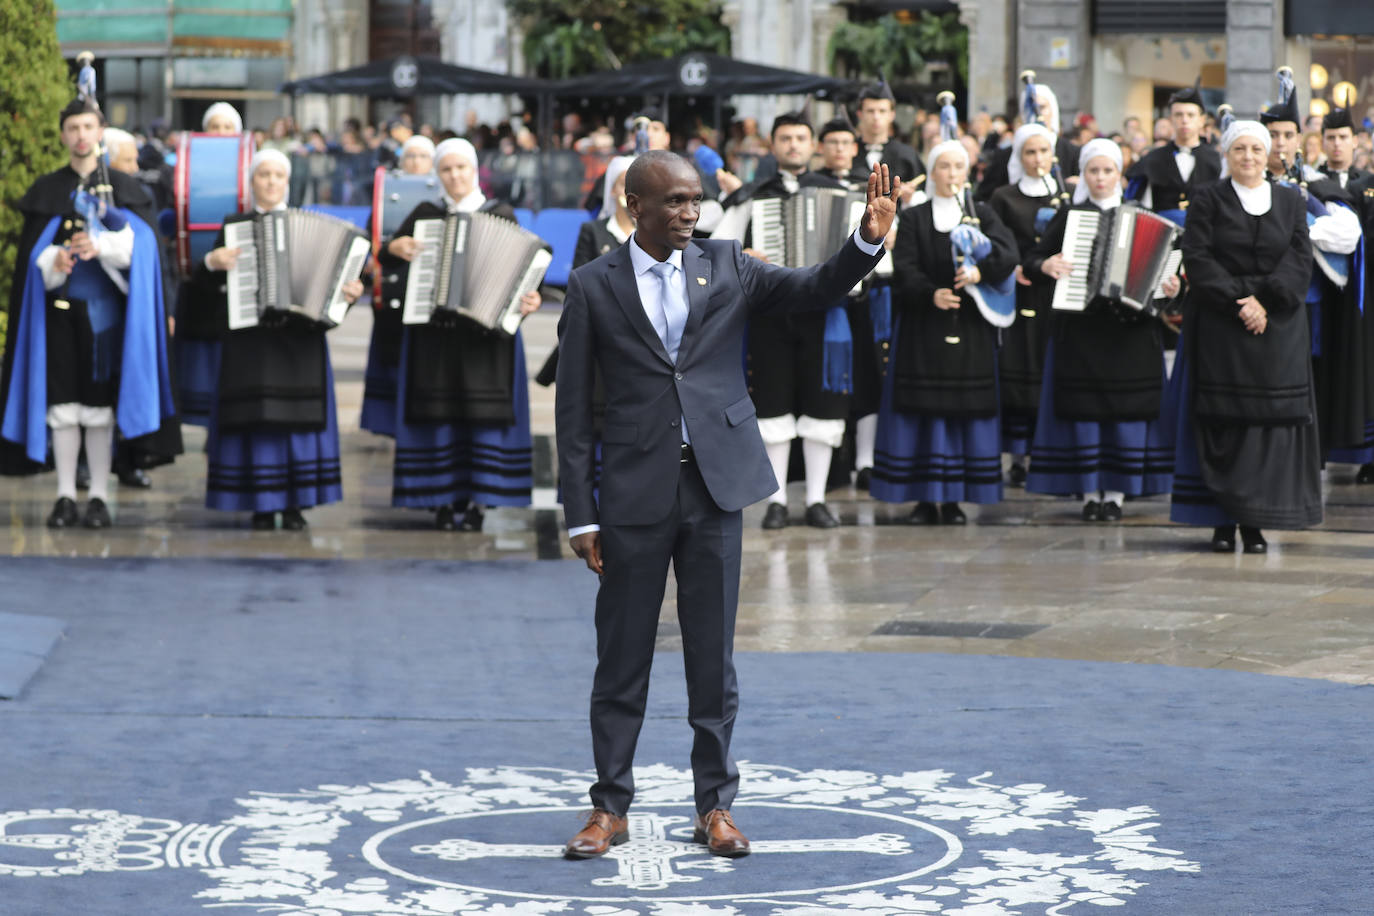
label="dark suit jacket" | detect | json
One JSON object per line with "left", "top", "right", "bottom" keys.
{"left": 556, "top": 236, "right": 883, "bottom": 528}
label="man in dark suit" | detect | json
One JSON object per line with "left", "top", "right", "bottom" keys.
{"left": 556, "top": 151, "right": 898, "bottom": 859}
{"left": 1320, "top": 108, "right": 1367, "bottom": 190}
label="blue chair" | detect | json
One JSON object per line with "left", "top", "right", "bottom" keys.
{"left": 531, "top": 208, "right": 591, "bottom": 288}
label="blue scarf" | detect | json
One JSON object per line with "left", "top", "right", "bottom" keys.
{"left": 821, "top": 303, "right": 853, "bottom": 394}
{"left": 868, "top": 284, "right": 892, "bottom": 343}
{"left": 2, "top": 211, "right": 174, "bottom": 463}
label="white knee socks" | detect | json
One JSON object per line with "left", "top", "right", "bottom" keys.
{"left": 802, "top": 438, "right": 832, "bottom": 507}
{"left": 765, "top": 440, "right": 791, "bottom": 505}
{"left": 84, "top": 424, "right": 114, "bottom": 501}
{"left": 855, "top": 414, "right": 877, "bottom": 471}
{"left": 52, "top": 425, "right": 82, "bottom": 500}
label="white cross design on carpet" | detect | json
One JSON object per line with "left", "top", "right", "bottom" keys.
{"left": 411, "top": 810, "right": 914, "bottom": 892}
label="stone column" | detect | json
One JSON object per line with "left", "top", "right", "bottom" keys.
{"left": 325, "top": 2, "right": 367, "bottom": 128}
{"left": 434, "top": 0, "right": 514, "bottom": 130}
{"left": 960, "top": 0, "right": 1014, "bottom": 117}
{"left": 1016, "top": 0, "right": 1092, "bottom": 126}
{"left": 1226, "top": 0, "right": 1281, "bottom": 117}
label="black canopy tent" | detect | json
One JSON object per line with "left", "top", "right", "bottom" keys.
{"left": 279, "top": 55, "right": 547, "bottom": 97}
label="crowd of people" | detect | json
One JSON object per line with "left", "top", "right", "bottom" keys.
{"left": 5, "top": 60, "right": 1374, "bottom": 559}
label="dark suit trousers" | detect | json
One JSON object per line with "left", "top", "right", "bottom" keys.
{"left": 589, "top": 458, "right": 743, "bottom": 817}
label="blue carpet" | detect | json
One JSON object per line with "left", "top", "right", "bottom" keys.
{"left": 0, "top": 558, "right": 1370, "bottom": 914}
{"left": 0, "top": 610, "right": 65, "bottom": 699}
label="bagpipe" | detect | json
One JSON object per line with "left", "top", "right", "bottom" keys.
{"left": 1276, "top": 151, "right": 1360, "bottom": 299}
{"left": 948, "top": 183, "right": 1016, "bottom": 340}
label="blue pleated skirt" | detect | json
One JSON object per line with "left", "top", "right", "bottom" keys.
{"left": 205, "top": 352, "right": 343, "bottom": 513}
{"left": 871, "top": 323, "right": 1003, "bottom": 505}
{"left": 174, "top": 337, "right": 221, "bottom": 428}
{"left": 1026, "top": 340, "right": 1174, "bottom": 497}
{"left": 1000, "top": 410, "right": 1035, "bottom": 458}
{"left": 359, "top": 318, "right": 399, "bottom": 438}
{"left": 391, "top": 328, "right": 533, "bottom": 509}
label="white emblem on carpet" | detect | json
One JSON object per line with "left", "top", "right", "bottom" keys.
{"left": 0, "top": 762, "right": 1199, "bottom": 913}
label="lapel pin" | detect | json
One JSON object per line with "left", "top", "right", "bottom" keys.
{"left": 696, "top": 276, "right": 707, "bottom": 286}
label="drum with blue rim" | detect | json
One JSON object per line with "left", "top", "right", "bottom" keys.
{"left": 174, "top": 132, "right": 252, "bottom": 275}
{"left": 371, "top": 165, "right": 440, "bottom": 304}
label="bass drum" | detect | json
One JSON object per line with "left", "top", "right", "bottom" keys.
{"left": 174, "top": 132, "right": 252, "bottom": 275}
{"left": 371, "top": 165, "right": 440, "bottom": 305}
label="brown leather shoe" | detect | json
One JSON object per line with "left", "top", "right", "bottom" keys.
{"left": 693, "top": 809, "right": 751, "bottom": 857}
{"left": 564, "top": 809, "right": 628, "bottom": 859}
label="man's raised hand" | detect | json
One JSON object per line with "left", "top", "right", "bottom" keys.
{"left": 860, "top": 163, "right": 901, "bottom": 246}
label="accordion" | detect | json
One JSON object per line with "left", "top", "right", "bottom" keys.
{"left": 750, "top": 187, "right": 867, "bottom": 268}
{"left": 1051, "top": 203, "right": 1183, "bottom": 314}
{"left": 402, "top": 210, "right": 552, "bottom": 336}
{"left": 224, "top": 209, "right": 370, "bottom": 331}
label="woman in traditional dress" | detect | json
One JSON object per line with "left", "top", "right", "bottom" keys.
{"left": 379, "top": 138, "right": 542, "bottom": 531}
{"left": 872, "top": 125, "right": 1018, "bottom": 524}
{"left": 1024, "top": 138, "right": 1178, "bottom": 520}
{"left": 990, "top": 122, "right": 1065, "bottom": 484}
{"left": 198, "top": 149, "right": 362, "bottom": 530}
{"left": 360, "top": 134, "right": 436, "bottom": 436}
{"left": 1167, "top": 120, "right": 1319, "bottom": 552}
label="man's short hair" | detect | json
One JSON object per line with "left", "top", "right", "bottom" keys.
{"left": 770, "top": 113, "right": 812, "bottom": 139}
{"left": 625, "top": 150, "right": 692, "bottom": 198}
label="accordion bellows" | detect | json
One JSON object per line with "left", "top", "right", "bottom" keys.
{"left": 750, "top": 187, "right": 868, "bottom": 268}
{"left": 402, "top": 211, "right": 552, "bottom": 336}
{"left": 1051, "top": 203, "right": 1183, "bottom": 313}
{"left": 225, "top": 209, "right": 370, "bottom": 330}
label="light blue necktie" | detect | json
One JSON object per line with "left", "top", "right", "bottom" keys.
{"left": 649, "top": 260, "right": 691, "bottom": 443}
{"left": 649, "top": 260, "right": 688, "bottom": 363}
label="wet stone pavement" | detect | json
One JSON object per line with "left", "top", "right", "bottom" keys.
{"left": 4, "top": 305, "right": 1373, "bottom": 686}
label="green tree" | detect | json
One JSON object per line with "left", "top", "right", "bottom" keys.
{"left": 0, "top": 0, "right": 69, "bottom": 357}
{"left": 509, "top": 0, "right": 730, "bottom": 79}
{"left": 828, "top": 12, "right": 968, "bottom": 87}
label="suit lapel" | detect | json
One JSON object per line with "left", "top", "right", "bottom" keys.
{"left": 675, "top": 243, "right": 712, "bottom": 366}
{"left": 607, "top": 244, "right": 674, "bottom": 367}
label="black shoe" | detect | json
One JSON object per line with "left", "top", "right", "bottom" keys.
{"left": 76, "top": 460, "right": 91, "bottom": 492}
{"left": 435, "top": 505, "right": 457, "bottom": 531}
{"left": 1007, "top": 462, "right": 1027, "bottom": 487}
{"left": 117, "top": 468, "right": 152, "bottom": 488}
{"left": 1099, "top": 501, "right": 1122, "bottom": 522}
{"left": 762, "top": 503, "right": 789, "bottom": 530}
{"left": 82, "top": 497, "right": 111, "bottom": 529}
{"left": 1211, "top": 524, "right": 1236, "bottom": 553}
{"left": 1239, "top": 526, "right": 1267, "bottom": 554}
{"left": 805, "top": 503, "right": 840, "bottom": 528}
{"left": 1081, "top": 500, "right": 1102, "bottom": 522}
{"left": 905, "top": 501, "right": 939, "bottom": 525}
{"left": 47, "top": 497, "right": 79, "bottom": 529}
{"left": 1357, "top": 463, "right": 1374, "bottom": 485}
{"left": 854, "top": 467, "right": 872, "bottom": 491}
{"left": 940, "top": 502, "right": 966, "bottom": 525}
{"left": 458, "top": 504, "right": 485, "bottom": 532}
{"left": 250, "top": 511, "right": 277, "bottom": 531}
{"left": 281, "top": 508, "right": 308, "bottom": 531}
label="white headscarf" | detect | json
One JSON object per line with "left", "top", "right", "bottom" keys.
{"left": 1034, "top": 85, "right": 1061, "bottom": 135}
{"left": 924, "top": 139, "right": 969, "bottom": 178}
{"left": 202, "top": 102, "right": 242, "bottom": 133}
{"left": 434, "top": 137, "right": 478, "bottom": 171}
{"left": 1008, "top": 123, "right": 1056, "bottom": 185}
{"left": 1219, "top": 120, "right": 1271, "bottom": 180}
{"left": 1072, "top": 138, "right": 1124, "bottom": 204}
{"left": 101, "top": 127, "right": 136, "bottom": 161}
{"left": 401, "top": 134, "right": 436, "bottom": 160}
{"left": 601, "top": 155, "right": 634, "bottom": 219}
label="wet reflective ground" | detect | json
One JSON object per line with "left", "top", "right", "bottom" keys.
{"left": 5, "top": 307, "right": 1373, "bottom": 685}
